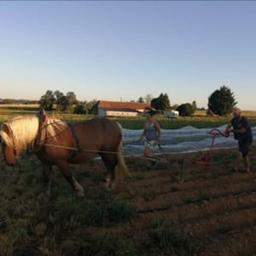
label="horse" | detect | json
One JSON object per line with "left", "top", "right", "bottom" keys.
{"left": 0, "top": 110, "right": 129, "bottom": 196}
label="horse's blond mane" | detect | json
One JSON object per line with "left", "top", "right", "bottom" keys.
{"left": 0, "top": 115, "right": 68, "bottom": 154}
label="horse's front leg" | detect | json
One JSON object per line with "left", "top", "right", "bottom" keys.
{"left": 42, "top": 163, "right": 53, "bottom": 197}
{"left": 56, "top": 161, "right": 84, "bottom": 197}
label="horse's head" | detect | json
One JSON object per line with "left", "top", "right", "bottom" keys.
{"left": 0, "top": 123, "right": 17, "bottom": 166}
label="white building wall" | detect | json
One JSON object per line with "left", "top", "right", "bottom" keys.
{"left": 105, "top": 110, "right": 138, "bottom": 117}
{"left": 98, "top": 108, "right": 106, "bottom": 117}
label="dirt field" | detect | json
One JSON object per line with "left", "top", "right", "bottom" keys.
{"left": 0, "top": 148, "right": 256, "bottom": 255}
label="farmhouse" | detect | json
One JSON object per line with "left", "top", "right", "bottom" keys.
{"left": 93, "top": 100, "right": 150, "bottom": 117}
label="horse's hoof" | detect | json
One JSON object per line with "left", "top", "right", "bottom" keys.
{"left": 107, "top": 182, "right": 116, "bottom": 191}
{"left": 105, "top": 182, "right": 116, "bottom": 191}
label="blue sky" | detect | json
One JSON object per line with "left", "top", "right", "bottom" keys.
{"left": 0, "top": 1, "right": 256, "bottom": 109}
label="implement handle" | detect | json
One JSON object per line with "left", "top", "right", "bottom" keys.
{"left": 209, "top": 128, "right": 229, "bottom": 138}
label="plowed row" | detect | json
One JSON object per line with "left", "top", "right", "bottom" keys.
{"left": 89, "top": 150, "right": 256, "bottom": 255}
{"left": 1, "top": 149, "right": 256, "bottom": 255}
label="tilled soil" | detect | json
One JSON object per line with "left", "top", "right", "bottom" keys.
{"left": 84, "top": 150, "right": 256, "bottom": 256}
{"left": 1, "top": 148, "right": 256, "bottom": 255}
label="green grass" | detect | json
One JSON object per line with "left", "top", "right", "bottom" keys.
{"left": 0, "top": 146, "right": 244, "bottom": 255}
{"left": 0, "top": 152, "right": 137, "bottom": 256}
{"left": 144, "top": 218, "right": 196, "bottom": 256}
{"left": 60, "top": 234, "right": 138, "bottom": 256}
{"left": 211, "top": 152, "right": 236, "bottom": 163}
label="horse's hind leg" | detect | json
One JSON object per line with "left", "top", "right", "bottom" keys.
{"left": 56, "top": 161, "right": 84, "bottom": 197}
{"left": 100, "top": 154, "right": 117, "bottom": 190}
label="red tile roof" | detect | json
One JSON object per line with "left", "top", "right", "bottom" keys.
{"left": 98, "top": 100, "right": 150, "bottom": 111}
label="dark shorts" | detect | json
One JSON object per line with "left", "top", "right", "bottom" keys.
{"left": 238, "top": 140, "right": 252, "bottom": 157}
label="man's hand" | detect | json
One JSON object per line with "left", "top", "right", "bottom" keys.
{"left": 224, "top": 127, "right": 230, "bottom": 136}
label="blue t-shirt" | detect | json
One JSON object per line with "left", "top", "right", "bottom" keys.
{"left": 231, "top": 116, "right": 253, "bottom": 143}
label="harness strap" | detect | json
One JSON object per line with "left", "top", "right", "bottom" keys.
{"left": 68, "top": 123, "right": 82, "bottom": 158}
{"left": 33, "top": 117, "right": 48, "bottom": 153}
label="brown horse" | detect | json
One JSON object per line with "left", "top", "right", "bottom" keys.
{"left": 0, "top": 111, "right": 129, "bottom": 196}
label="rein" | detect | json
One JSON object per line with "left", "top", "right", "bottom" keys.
{"left": 35, "top": 120, "right": 121, "bottom": 156}
{"left": 34, "top": 119, "right": 72, "bottom": 153}
{"left": 36, "top": 120, "right": 68, "bottom": 141}
{"left": 38, "top": 143, "right": 166, "bottom": 164}
{"left": 40, "top": 143, "right": 121, "bottom": 155}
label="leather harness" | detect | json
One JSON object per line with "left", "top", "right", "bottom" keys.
{"left": 68, "top": 123, "right": 82, "bottom": 158}
{"left": 35, "top": 115, "right": 82, "bottom": 159}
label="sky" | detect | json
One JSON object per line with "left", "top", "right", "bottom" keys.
{"left": 0, "top": 1, "right": 256, "bottom": 109}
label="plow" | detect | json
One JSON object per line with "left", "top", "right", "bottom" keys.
{"left": 139, "top": 128, "right": 231, "bottom": 168}
{"left": 193, "top": 128, "right": 229, "bottom": 166}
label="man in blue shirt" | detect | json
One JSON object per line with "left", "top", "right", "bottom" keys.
{"left": 226, "top": 108, "right": 253, "bottom": 172}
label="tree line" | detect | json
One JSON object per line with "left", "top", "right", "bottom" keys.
{"left": 38, "top": 85, "right": 236, "bottom": 116}
{"left": 136, "top": 86, "right": 236, "bottom": 116}
{"left": 39, "top": 90, "right": 97, "bottom": 114}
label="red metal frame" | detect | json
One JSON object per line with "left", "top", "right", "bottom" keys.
{"left": 193, "top": 128, "right": 229, "bottom": 166}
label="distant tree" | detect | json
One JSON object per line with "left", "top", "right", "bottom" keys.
{"left": 57, "top": 95, "right": 69, "bottom": 111}
{"left": 1, "top": 99, "right": 12, "bottom": 104}
{"left": 208, "top": 86, "right": 237, "bottom": 116}
{"left": 176, "top": 103, "right": 195, "bottom": 116}
{"left": 54, "top": 91, "right": 77, "bottom": 112}
{"left": 151, "top": 98, "right": 159, "bottom": 110}
{"left": 54, "top": 90, "right": 64, "bottom": 111}
{"left": 144, "top": 94, "right": 153, "bottom": 104}
{"left": 90, "top": 100, "right": 100, "bottom": 115}
{"left": 172, "top": 104, "right": 179, "bottom": 110}
{"left": 151, "top": 93, "right": 171, "bottom": 111}
{"left": 39, "top": 90, "right": 55, "bottom": 111}
{"left": 54, "top": 90, "right": 64, "bottom": 101}
{"left": 192, "top": 101, "right": 197, "bottom": 111}
{"left": 65, "top": 91, "right": 77, "bottom": 112}
{"left": 137, "top": 97, "right": 145, "bottom": 103}
{"left": 74, "top": 102, "right": 87, "bottom": 114}
{"left": 66, "top": 91, "right": 77, "bottom": 105}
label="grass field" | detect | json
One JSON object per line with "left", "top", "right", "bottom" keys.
{"left": 1, "top": 149, "right": 256, "bottom": 255}
{"left": 1, "top": 105, "right": 256, "bottom": 129}
{"left": 1, "top": 104, "right": 256, "bottom": 255}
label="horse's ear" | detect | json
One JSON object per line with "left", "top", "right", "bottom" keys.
{"left": 38, "top": 108, "right": 48, "bottom": 124}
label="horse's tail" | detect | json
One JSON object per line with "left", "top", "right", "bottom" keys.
{"left": 115, "top": 123, "right": 130, "bottom": 180}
